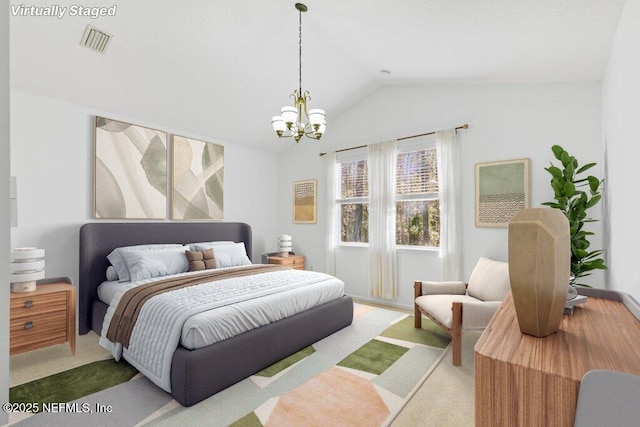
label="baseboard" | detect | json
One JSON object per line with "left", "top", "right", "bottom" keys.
{"left": 348, "top": 294, "right": 413, "bottom": 312}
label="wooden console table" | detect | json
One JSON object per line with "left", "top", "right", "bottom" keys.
{"left": 475, "top": 291, "right": 640, "bottom": 426}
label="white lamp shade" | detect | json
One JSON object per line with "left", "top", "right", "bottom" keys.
{"left": 308, "top": 109, "right": 326, "bottom": 126}
{"left": 10, "top": 271, "right": 45, "bottom": 283}
{"left": 278, "top": 234, "right": 292, "bottom": 256}
{"left": 272, "top": 116, "right": 286, "bottom": 133}
{"left": 281, "top": 106, "right": 297, "bottom": 125}
{"left": 11, "top": 248, "right": 45, "bottom": 260}
{"left": 11, "top": 259, "right": 45, "bottom": 273}
{"left": 10, "top": 247, "right": 45, "bottom": 292}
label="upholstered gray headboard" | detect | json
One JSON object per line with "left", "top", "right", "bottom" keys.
{"left": 78, "top": 222, "right": 252, "bottom": 335}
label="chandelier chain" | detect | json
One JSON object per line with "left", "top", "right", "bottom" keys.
{"left": 298, "top": 7, "right": 302, "bottom": 94}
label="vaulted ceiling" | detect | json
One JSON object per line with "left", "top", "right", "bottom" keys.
{"left": 10, "top": 0, "right": 626, "bottom": 152}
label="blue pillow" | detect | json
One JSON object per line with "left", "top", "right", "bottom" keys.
{"left": 188, "top": 241, "right": 235, "bottom": 251}
{"left": 212, "top": 243, "right": 252, "bottom": 268}
{"left": 120, "top": 246, "right": 189, "bottom": 282}
{"left": 107, "top": 244, "right": 182, "bottom": 282}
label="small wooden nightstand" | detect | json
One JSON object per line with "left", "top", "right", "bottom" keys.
{"left": 266, "top": 254, "right": 305, "bottom": 270}
{"left": 10, "top": 280, "right": 76, "bottom": 356}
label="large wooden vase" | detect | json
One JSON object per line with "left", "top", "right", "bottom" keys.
{"left": 508, "top": 208, "right": 570, "bottom": 337}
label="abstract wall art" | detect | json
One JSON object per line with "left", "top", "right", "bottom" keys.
{"left": 94, "top": 117, "right": 167, "bottom": 219}
{"left": 475, "top": 158, "right": 530, "bottom": 227}
{"left": 293, "top": 179, "right": 317, "bottom": 223}
{"left": 172, "top": 135, "right": 224, "bottom": 220}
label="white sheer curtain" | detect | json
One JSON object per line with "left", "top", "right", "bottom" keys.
{"left": 325, "top": 151, "right": 337, "bottom": 275}
{"left": 368, "top": 140, "right": 398, "bottom": 299}
{"left": 436, "top": 129, "right": 462, "bottom": 280}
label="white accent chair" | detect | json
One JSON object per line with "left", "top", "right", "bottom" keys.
{"left": 414, "top": 257, "right": 510, "bottom": 365}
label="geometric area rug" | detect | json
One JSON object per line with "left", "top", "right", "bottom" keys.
{"left": 8, "top": 304, "right": 451, "bottom": 427}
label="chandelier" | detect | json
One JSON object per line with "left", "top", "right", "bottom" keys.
{"left": 271, "top": 3, "right": 326, "bottom": 143}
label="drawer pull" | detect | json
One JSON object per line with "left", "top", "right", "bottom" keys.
{"left": 24, "top": 321, "right": 33, "bottom": 330}
{"left": 24, "top": 300, "right": 33, "bottom": 308}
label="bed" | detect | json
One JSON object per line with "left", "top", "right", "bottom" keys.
{"left": 78, "top": 222, "right": 353, "bottom": 406}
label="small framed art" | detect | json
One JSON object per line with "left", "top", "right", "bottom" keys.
{"left": 475, "top": 158, "right": 530, "bottom": 227}
{"left": 293, "top": 179, "right": 317, "bottom": 224}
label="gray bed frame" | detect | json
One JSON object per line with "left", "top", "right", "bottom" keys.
{"left": 78, "top": 222, "right": 353, "bottom": 406}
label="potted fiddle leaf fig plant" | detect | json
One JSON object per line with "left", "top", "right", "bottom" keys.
{"left": 542, "top": 145, "right": 607, "bottom": 282}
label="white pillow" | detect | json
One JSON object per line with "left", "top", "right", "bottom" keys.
{"left": 467, "top": 257, "right": 510, "bottom": 301}
{"left": 106, "top": 266, "right": 119, "bottom": 281}
{"left": 189, "top": 241, "right": 235, "bottom": 251}
{"left": 212, "top": 243, "right": 252, "bottom": 268}
{"left": 107, "top": 244, "right": 182, "bottom": 282}
{"left": 120, "top": 247, "right": 189, "bottom": 282}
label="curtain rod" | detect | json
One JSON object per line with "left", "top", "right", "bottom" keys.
{"left": 318, "top": 123, "right": 469, "bottom": 157}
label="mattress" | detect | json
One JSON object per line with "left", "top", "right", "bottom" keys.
{"left": 97, "top": 267, "right": 344, "bottom": 350}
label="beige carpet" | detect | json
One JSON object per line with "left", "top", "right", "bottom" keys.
{"left": 391, "top": 331, "right": 480, "bottom": 426}
{"left": 9, "top": 316, "right": 478, "bottom": 427}
{"left": 10, "top": 332, "right": 112, "bottom": 387}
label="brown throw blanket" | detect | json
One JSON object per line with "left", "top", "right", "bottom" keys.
{"left": 106, "top": 264, "right": 290, "bottom": 348}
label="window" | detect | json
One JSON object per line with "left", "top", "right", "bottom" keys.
{"left": 395, "top": 148, "right": 440, "bottom": 247}
{"left": 336, "top": 143, "right": 440, "bottom": 247}
{"left": 338, "top": 158, "right": 369, "bottom": 243}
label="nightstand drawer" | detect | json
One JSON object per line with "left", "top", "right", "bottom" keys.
{"left": 10, "top": 310, "right": 68, "bottom": 354}
{"left": 268, "top": 255, "right": 305, "bottom": 270}
{"left": 11, "top": 292, "right": 67, "bottom": 319}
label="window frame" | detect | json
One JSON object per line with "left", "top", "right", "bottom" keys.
{"left": 394, "top": 139, "right": 441, "bottom": 250}
{"left": 333, "top": 139, "right": 441, "bottom": 250}
{"left": 335, "top": 148, "right": 370, "bottom": 246}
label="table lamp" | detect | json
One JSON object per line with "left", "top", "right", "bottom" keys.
{"left": 278, "top": 235, "right": 292, "bottom": 257}
{"left": 10, "top": 247, "right": 45, "bottom": 293}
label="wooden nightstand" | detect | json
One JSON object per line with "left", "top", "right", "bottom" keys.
{"left": 266, "top": 254, "right": 305, "bottom": 270}
{"left": 10, "top": 280, "right": 76, "bottom": 356}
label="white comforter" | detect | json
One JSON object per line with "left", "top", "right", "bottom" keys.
{"left": 99, "top": 266, "right": 344, "bottom": 392}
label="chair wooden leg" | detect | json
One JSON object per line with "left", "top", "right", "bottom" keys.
{"left": 452, "top": 302, "right": 463, "bottom": 366}
{"left": 414, "top": 281, "right": 422, "bottom": 328}
{"left": 415, "top": 305, "right": 422, "bottom": 328}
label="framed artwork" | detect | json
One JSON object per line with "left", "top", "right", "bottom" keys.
{"left": 293, "top": 179, "right": 317, "bottom": 224}
{"left": 171, "top": 135, "right": 224, "bottom": 220}
{"left": 94, "top": 116, "right": 167, "bottom": 219}
{"left": 475, "top": 158, "right": 530, "bottom": 227}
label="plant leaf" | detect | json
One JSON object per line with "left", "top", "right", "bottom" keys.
{"left": 585, "top": 194, "right": 601, "bottom": 209}
{"left": 552, "top": 145, "right": 564, "bottom": 160}
{"left": 576, "top": 163, "right": 596, "bottom": 174}
{"left": 546, "top": 165, "right": 562, "bottom": 179}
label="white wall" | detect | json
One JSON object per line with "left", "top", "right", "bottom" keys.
{"left": 10, "top": 90, "right": 280, "bottom": 287}
{"left": 1, "top": 0, "right": 10, "bottom": 422}
{"left": 602, "top": 0, "right": 640, "bottom": 301}
{"left": 277, "top": 83, "right": 604, "bottom": 309}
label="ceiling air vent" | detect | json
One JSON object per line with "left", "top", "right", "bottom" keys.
{"left": 80, "top": 25, "right": 112, "bottom": 53}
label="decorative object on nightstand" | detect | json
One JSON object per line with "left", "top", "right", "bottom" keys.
{"left": 10, "top": 247, "right": 45, "bottom": 293}
{"left": 10, "top": 277, "right": 76, "bottom": 356}
{"left": 266, "top": 253, "right": 305, "bottom": 270}
{"left": 278, "top": 234, "right": 292, "bottom": 257}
